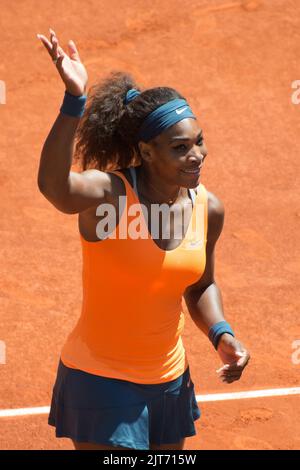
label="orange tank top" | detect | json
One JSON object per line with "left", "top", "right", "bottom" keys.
{"left": 60, "top": 168, "right": 208, "bottom": 384}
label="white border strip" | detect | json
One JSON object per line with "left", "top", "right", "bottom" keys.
{"left": 0, "top": 388, "right": 300, "bottom": 418}
{"left": 196, "top": 387, "right": 300, "bottom": 402}
{"left": 0, "top": 406, "right": 50, "bottom": 418}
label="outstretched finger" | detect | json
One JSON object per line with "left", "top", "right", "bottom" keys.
{"left": 50, "top": 31, "right": 67, "bottom": 68}
{"left": 49, "top": 28, "right": 62, "bottom": 57}
{"left": 37, "top": 34, "right": 53, "bottom": 55}
{"left": 49, "top": 28, "right": 57, "bottom": 40}
{"left": 57, "top": 45, "right": 65, "bottom": 56}
{"left": 52, "top": 36, "right": 59, "bottom": 60}
{"left": 67, "top": 40, "right": 81, "bottom": 61}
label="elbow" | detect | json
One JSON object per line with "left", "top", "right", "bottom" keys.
{"left": 37, "top": 176, "right": 47, "bottom": 195}
{"left": 37, "top": 180, "right": 72, "bottom": 214}
{"left": 37, "top": 168, "right": 52, "bottom": 195}
{"left": 37, "top": 170, "right": 63, "bottom": 199}
{"left": 184, "top": 281, "right": 215, "bottom": 300}
{"left": 37, "top": 177, "right": 54, "bottom": 201}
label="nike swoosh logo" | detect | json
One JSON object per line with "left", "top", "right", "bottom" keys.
{"left": 185, "top": 240, "right": 203, "bottom": 249}
{"left": 176, "top": 107, "right": 188, "bottom": 115}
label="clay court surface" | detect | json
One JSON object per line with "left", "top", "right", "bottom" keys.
{"left": 0, "top": 0, "right": 299, "bottom": 450}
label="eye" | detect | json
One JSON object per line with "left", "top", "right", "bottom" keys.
{"left": 173, "top": 137, "right": 204, "bottom": 151}
{"left": 174, "top": 144, "right": 187, "bottom": 151}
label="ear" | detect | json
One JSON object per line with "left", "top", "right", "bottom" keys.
{"left": 138, "top": 141, "right": 153, "bottom": 162}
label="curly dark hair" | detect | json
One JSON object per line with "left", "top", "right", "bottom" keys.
{"left": 73, "top": 71, "right": 185, "bottom": 171}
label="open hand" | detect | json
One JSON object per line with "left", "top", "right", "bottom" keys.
{"left": 216, "top": 333, "right": 250, "bottom": 384}
{"left": 37, "top": 28, "right": 88, "bottom": 97}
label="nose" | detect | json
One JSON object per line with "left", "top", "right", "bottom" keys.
{"left": 187, "top": 151, "right": 205, "bottom": 167}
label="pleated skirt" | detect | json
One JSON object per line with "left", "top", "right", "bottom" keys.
{"left": 48, "top": 358, "right": 201, "bottom": 450}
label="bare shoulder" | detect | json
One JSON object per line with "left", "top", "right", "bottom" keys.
{"left": 57, "top": 168, "right": 127, "bottom": 215}
{"left": 74, "top": 168, "right": 126, "bottom": 203}
{"left": 77, "top": 168, "right": 124, "bottom": 193}
{"left": 206, "top": 190, "right": 225, "bottom": 244}
{"left": 206, "top": 190, "right": 225, "bottom": 216}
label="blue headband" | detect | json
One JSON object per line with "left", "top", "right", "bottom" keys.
{"left": 124, "top": 89, "right": 197, "bottom": 142}
{"left": 124, "top": 88, "right": 141, "bottom": 104}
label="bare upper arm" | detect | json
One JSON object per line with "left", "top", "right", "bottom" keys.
{"left": 183, "top": 190, "right": 225, "bottom": 297}
{"left": 39, "top": 169, "right": 121, "bottom": 214}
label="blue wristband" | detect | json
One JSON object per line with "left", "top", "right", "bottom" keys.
{"left": 60, "top": 90, "right": 87, "bottom": 118}
{"left": 208, "top": 321, "right": 235, "bottom": 350}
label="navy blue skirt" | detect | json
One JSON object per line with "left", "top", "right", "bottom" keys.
{"left": 48, "top": 359, "right": 201, "bottom": 450}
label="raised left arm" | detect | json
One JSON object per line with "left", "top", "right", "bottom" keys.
{"left": 183, "top": 191, "right": 250, "bottom": 384}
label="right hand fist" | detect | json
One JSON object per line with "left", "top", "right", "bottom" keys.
{"left": 37, "top": 29, "right": 88, "bottom": 97}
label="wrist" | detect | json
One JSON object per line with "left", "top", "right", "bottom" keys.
{"left": 65, "top": 87, "right": 87, "bottom": 98}
{"left": 60, "top": 90, "right": 87, "bottom": 118}
{"left": 217, "top": 332, "right": 235, "bottom": 345}
{"left": 208, "top": 321, "right": 235, "bottom": 350}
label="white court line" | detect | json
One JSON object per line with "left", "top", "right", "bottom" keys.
{"left": 0, "top": 387, "right": 300, "bottom": 418}
{"left": 0, "top": 406, "right": 50, "bottom": 418}
{"left": 196, "top": 387, "right": 300, "bottom": 402}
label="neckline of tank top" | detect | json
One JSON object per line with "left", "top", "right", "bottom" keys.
{"left": 113, "top": 166, "right": 202, "bottom": 254}
{"left": 128, "top": 166, "right": 197, "bottom": 208}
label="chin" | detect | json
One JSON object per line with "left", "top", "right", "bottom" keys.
{"left": 179, "top": 170, "right": 201, "bottom": 187}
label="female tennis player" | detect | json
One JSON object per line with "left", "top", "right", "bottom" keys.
{"left": 37, "top": 29, "right": 250, "bottom": 451}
